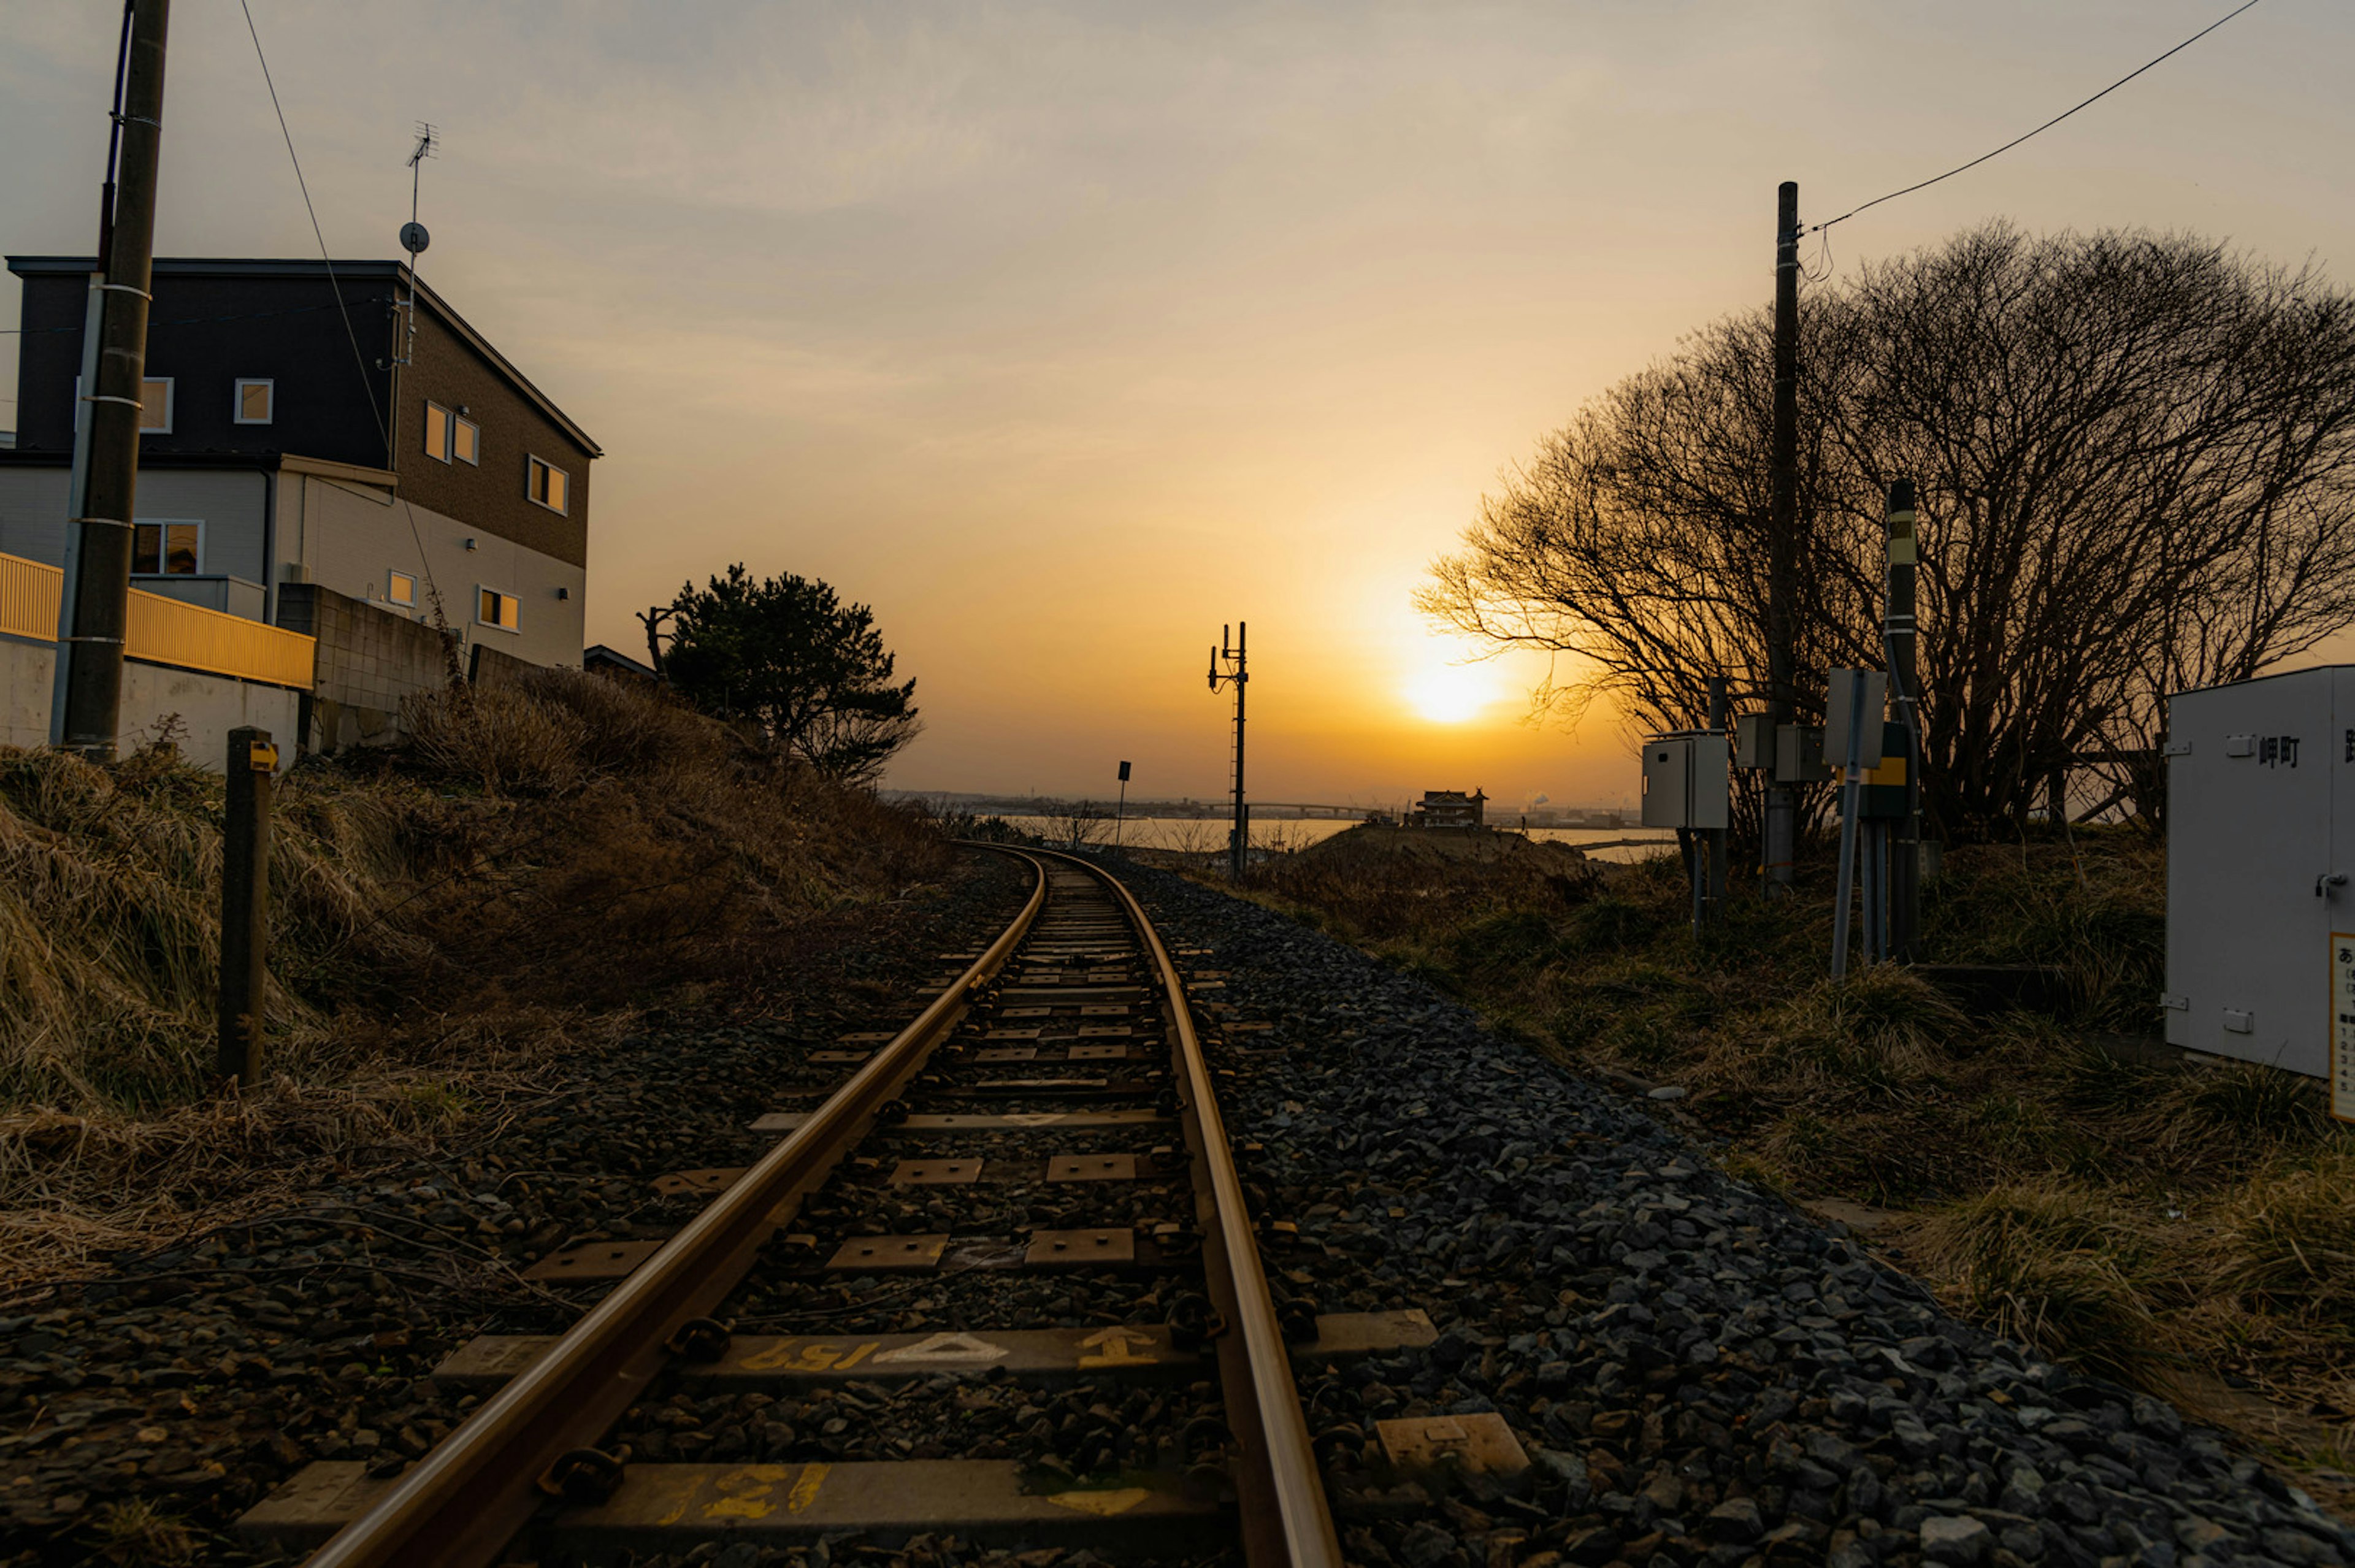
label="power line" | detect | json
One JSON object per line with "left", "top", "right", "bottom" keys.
{"left": 1810, "top": 0, "right": 2267, "bottom": 236}
{"left": 237, "top": 0, "right": 445, "bottom": 619}
{"left": 236, "top": 0, "right": 384, "bottom": 441}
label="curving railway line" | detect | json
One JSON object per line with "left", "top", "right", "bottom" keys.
{"left": 236, "top": 849, "right": 1391, "bottom": 1566}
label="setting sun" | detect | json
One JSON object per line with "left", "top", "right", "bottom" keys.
{"left": 1403, "top": 662, "right": 1496, "bottom": 724}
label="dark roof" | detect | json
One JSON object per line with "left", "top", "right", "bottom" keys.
{"left": 584, "top": 644, "right": 659, "bottom": 679}
{"left": 6, "top": 256, "right": 602, "bottom": 457}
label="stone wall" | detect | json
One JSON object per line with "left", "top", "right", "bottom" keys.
{"left": 276, "top": 583, "right": 454, "bottom": 754}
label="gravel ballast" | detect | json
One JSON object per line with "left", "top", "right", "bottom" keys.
{"left": 1121, "top": 860, "right": 2355, "bottom": 1568}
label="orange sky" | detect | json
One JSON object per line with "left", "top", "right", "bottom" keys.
{"left": 6, "top": 2, "right": 2351, "bottom": 806}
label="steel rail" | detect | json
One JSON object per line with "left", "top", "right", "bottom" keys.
{"left": 304, "top": 852, "right": 1049, "bottom": 1568}
{"left": 1040, "top": 849, "right": 1345, "bottom": 1568}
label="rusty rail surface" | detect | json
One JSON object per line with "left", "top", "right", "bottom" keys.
{"left": 1043, "top": 848, "right": 1345, "bottom": 1568}
{"left": 303, "top": 853, "right": 1048, "bottom": 1568}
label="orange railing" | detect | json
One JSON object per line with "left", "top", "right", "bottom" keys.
{"left": 1, "top": 550, "right": 314, "bottom": 690}
{"left": 0, "top": 550, "right": 61, "bottom": 643}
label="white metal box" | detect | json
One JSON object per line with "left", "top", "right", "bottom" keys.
{"left": 1641, "top": 733, "right": 1729, "bottom": 830}
{"left": 2166, "top": 667, "right": 2355, "bottom": 1104}
{"left": 1734, "top": 714, "right": 1775, "bottom": 770}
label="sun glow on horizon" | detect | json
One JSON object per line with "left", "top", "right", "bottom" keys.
{"left": 1402, "top": 661, "right": 1499, "bottom": 724}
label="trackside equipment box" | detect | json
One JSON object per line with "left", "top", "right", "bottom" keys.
{"left": 1641, "top": 732, "right": 1729, "bottom": 830}
{"left": 2166, "top": 666, "right": 2355, "bottom": 1118}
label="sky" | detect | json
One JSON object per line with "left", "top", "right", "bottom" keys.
{"left": 4, "top": 1, "right": 2351, "bottom": 808}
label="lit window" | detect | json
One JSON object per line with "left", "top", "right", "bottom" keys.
{"left": 387, "top": 571, "right": 416, "bottom": 608}
{"left": 453, "top": 415, "right": 478, "bottom": 465}
{"left": 526, "top": 456, "right": 568, "bottom": 514}
{"left": 132, "top": 521, "right": 201, "bottom": 575}
{"left": 423, "top": 401, "right": 452, "bottom": 462}
{"left": 234, "top": 378, "right": 274, "bottom": 424}
{"left": 477, "top": 587, "right": 520, "bottom": 632}
{"left": 139, "top": 377, "right": 173, "bottom": 433}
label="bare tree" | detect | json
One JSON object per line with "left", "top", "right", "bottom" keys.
{"left": 1423, "top": 224, "right": 2355, "bottom": 838}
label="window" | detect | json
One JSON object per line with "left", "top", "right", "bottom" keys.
{"left": 132, "top": 520, "right": 201, "bottom": 575}
{"left": 477, "top": 587, "right": 520, "bottom": 632}
{"left": 234, "top": 378, "right": 274, "bottom": 424}
{"left": 139, "top": 377, "right": 173, "bottom": 433}
{"left": 423, "top": 400, "right": 452, "bottom": 462}
{"left": 526, "top": 455, "right": 568, "bottom": 514}
{"left": 453, "top": 414, "right": 479, "bottom": 465}
{"left": 387, "top": 571, "right": 416, "bottom": 608}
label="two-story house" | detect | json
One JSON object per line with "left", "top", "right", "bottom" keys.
{"left": 0, "top": 256, "right": 599, "bottom": 673}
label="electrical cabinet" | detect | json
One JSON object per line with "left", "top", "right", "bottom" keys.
{"left": 1641, "top": 732, "right": 1729, "bottom": 830}
{"left": 1734, "top": 714, "right": 1775, "bottom": 771}
{"left": 2166, "top": 667, "right": 2355, "bottom": 1114}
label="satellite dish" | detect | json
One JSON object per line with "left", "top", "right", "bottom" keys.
{"left": 399, "top": 221, "right": 431, "bottom": 255}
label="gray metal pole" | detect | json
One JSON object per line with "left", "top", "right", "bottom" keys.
{"left": 1885, "top": 478, "right": 1923, "bottom": 959}
{"left": 58, "top": 0, "right": 169, "bottom": 760}
{"left": 1831, "top": 677, "right": 1867, "bottom": 981}
{"left": 1706, "top": 676, "right": 1730, "bottom": 920}
{"left": 1763, "top": 180, "right": 1802, "bottom": 897}
{"left": 220, "top": 727, "right": 275, "bottom": 1085}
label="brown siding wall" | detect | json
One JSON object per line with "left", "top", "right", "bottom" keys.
{"left": 393, "top": 312, "right": 593, "bottom": 568}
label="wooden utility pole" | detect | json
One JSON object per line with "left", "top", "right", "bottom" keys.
{"left": 219, "top": 728, "right": 277, "bottom": 1086}
{"left": 1886, "top": 478, "right": 1922, "bottom": 958}
{"left": 56, "top": 0, "right": 170, "bottom": 760}
{"left": 1763, "top": 180, "right": 1801, "bottom": 895}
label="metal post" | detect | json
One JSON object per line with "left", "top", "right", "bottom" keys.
{"left": 1885, "top": 479, "right": 1923, "bottom": 960}
{"left": 1114, "top": 760, "right": 1130, "bottom": 856}
{"left": 1763, "top": 180, "right": 1802, "bottom": 896}
{"left": 1831, "top": 677, "right": 1867, "bottom": 981}
{"left": 1208, "top": 623, "right": 1249, "bottom": 879}
{"left": 220, "top": 727, "right": 275, "bottom": 1085}
{"left": 58, "top": 0, "right": 170, "bottom": 760}
{"left": 1706, "top": 676, "right": 1730, "bottom": 920}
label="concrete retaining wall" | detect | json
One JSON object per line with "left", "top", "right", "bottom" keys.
{"left": 276, "top": 582, "right": 454, "bottom": 753}
{"left": 1, "top": 633, "right": 300, "bottom": 771}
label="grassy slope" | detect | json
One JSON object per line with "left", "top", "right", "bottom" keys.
{"left": 0, "top": 668, "right": 952, "bottom": 1280}
{"left": 1236, "top": 825, "right": 2355, "bottom": 1483}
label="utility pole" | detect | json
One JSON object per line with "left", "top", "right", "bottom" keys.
{"left": 1208, "top": 623, "right": 1249, "bottom": 879}
{"left": 1706, "top": 675, "right": 1731, "bottom": 920}
{"left": 1763, "top": 180, "right": 1801, "bottom": 896}
{"left": 1886, "top": 478, "right": 1923, "bottom": 959}
{"left": 56, "top": 0, "right": 170, "bottom": 760}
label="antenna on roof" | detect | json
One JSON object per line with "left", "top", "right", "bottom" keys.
{"left": 399, "top": 123, "right": 435, "bottom": 258}
{"left": 393, "top": 124, "right": 437, "bottom": 370}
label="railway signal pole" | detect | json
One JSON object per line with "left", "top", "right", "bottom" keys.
{"left": 1208, "top": 623, "right": 1249, "bottom": 879}
{"left": 55, "top": 0, "right": 171, "bottom": 759}
{"left": 1763, "top": 179, "right": 1802, "bottom": 896}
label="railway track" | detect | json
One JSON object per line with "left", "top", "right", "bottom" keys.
{"left": 235, "top": 848, "right": 1425, "bottom": 1566}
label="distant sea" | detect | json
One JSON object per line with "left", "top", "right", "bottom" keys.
{"left": 995, "top": 814, "right": 1679, "bottom": 865}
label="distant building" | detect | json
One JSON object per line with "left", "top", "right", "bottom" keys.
{"left": 584, "top": 643, "right": 658, "bottom": 681}
{"left": 1409, "top": 789, "right": 1487, "bottom": 830}
{"left": 0, "top": 256, "right": 602, "bottom": 762}
{"left": 1, "top": 256, "right": 599, "bottom": 668}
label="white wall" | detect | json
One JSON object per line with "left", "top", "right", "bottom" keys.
{"left": 0, "top": 465, "right": 269, "bottom": 593}
{"left": 1, "top": 635, "right": 298, "bottom": 771}
{"left": 0, "top": 467, "right": 71, "bottom": 564}
{"left": 118, "top": 660, "right": 302, "bottom": 769}
{"left": 281, "top": 472, "right": 584, "bottom": 668}
{"left": 1, "top": 637, "right": 53, "bottom": 748}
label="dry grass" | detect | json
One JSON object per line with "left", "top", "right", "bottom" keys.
{"left": 0, "top": 668, "right": 952, "bottom": 1283}
{"left": 1233, "top": 825, "right": 2355, "bottom": 1480}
